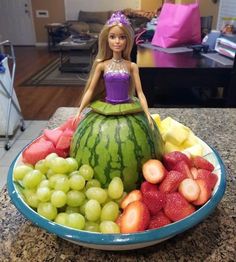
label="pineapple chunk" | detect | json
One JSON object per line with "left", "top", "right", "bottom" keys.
{"left": 164, "top": 141, "right": 183, "bottom": 154}
{"left": 182, "top": 144, "right": 203, "bottom": 157}
{"left": 182, "top": 131, "right": 198, "bottom": 148}
{"left": 162, "top": 120, "right": 189, "bottom": 146}
{"left": 151, "top": 114, "right": 162, "bottom": 129}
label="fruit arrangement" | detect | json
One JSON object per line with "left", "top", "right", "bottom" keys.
{"left": 13, "top": 114, "right": 218, "bottom": 235}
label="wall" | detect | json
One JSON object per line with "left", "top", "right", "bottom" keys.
{"left": 31, "top": 0, "right": 65, "bottom": 43}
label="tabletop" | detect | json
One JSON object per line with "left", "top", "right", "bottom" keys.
{"left": 0, "top": 107, "right": 235, "bottom": 262}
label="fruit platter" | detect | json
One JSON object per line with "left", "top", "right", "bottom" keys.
{"left": 7, "top": 112, "right": 226, "bottom": 251}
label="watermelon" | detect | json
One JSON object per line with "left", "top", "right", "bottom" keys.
{"left": 70, "top": 110, "right": 164, "bottom": 191}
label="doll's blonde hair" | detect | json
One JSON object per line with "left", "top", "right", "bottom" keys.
{"left": 80, "top": 22, "right": 135, "bottom": 103}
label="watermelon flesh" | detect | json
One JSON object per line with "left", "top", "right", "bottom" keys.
{"left": 70, "top": 111, "right": 164, "bottom": 192}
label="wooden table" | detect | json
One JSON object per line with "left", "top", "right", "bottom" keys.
{"left": 0, "top": 107, "right": 235, "bottom": 261}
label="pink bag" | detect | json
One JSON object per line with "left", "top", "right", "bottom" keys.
{"left": 152, "top": 0, "right": 201, "bottom": 48}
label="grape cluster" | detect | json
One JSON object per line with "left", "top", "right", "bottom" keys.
{"left": 14, "top": 153, "right": 126, "bottom": 233}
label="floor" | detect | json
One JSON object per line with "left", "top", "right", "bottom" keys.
{"left": 0, "top": 120, "right": 47, "bottom": 191}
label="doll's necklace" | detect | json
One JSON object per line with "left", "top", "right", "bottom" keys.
{"left": 112, "top": 57, "right": 123, "bottom": 63}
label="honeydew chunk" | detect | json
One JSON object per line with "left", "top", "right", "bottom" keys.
{"left": 164, "top": 141, "right": 183, "bottom": 154}
{"left": 160, "top": 117, "right": 172, "bottom": 135}
{"left": 182, "top": 144, "right": 203, "bottom": 157}
{"left": 162, "top": 120, "right": 190, "bottom": 146}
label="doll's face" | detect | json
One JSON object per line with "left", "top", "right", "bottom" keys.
{"left": 108, "top": 26, "right": 127, "bottom": 53}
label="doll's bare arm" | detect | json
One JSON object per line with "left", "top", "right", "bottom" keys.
{"left": 131, "top": 62, "right": 154, "bottom": 128}
{"left": 75, "top": 63, "right": 103, "bottom": 118}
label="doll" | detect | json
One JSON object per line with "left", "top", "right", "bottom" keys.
{"left": 74, "top": 11, "right": 153, "bottom": 127}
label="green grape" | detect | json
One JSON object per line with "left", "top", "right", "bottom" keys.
{"left": 23, "top": 189, "right": 39, "bottom": 208}
{"left": 48, "top": 174, "right": 67, "bottom": 189}
{"left": 37, "top": 202, "right": 57, "bottom": 220}
{"left": 67, "top": 190, "right": 86, "bottom": 207}
{"left": 85, "top": 187, "right": 107, "bottom": 204}
{"left": 78, "top": 164, "right": 94, "bottom": 181}
{"left": 36, "top": 186, "right": 51, "bottom": 202}
{"left": 99, "top": 221, "right": 120, "bottom": 234}
{"left": 51, "top": 190, "right": 67, "bottom": 208}
{"left": 54, "top": 176, "right": 70, "bottom": 193}
{"left": 23, "top": 170, "right": 43, "bottom": 189}
{"left": 85, "top": 199, "right": 101, "bottom": 222}
{"left": 66, "top": 213, "right": 85, "bottom": 230}
{"left": 54, "top": 212, "right": 68, "bottom": 226}
{"left": 65, "top": 206, "right": 80, "bottom": 214}
{"left": 49, "top": 157, "right": 70, "bottom": 174}
{"left": 46, "top": 169, "right": 55, "bottom": 179}
{"left": 69, "top": 175, "right": 85, "bottom": 191}
{"left": 66, "top": 157, "right": 79, "bottom": 173}
{"left": 35, "top": 159, "right": 49, "bottom": 174}
{"left": 108, "top": 177, "right": 124, "bottom": 199}
{"left": 100, "top": 201, "right": 119, "bottom": 222}
{"left": 13, "top": 165, "right": 33, "bottom": 181}
{"left": 85, "top": 179, "right": 101, "bottom": 190}
{"left": 79, "top": 200, "right": 88, "bottom": 216}
{"left": 68, "top": 170, "right": 80, "bottom": 177}
{"left": 45, "top": 153, "right": 58, "bottom": 166}
{"left": 38, "top": 179, "right": 50, "bottom": 188}
{"left": 84, "top": 221, "right": 100, "bottom": 232}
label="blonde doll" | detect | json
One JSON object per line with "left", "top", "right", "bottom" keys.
{"left": 74, "top": 11, "right": 153, "bottom": 127}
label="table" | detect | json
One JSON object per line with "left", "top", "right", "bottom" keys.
{"left": 58, "top": 37, "right": 98, "bottom": 73}
{"left": 1, "top": 107, "right": 235, "bottom": 261}
{"left": 137, "top": 46, "right": 236, "bottom": 107}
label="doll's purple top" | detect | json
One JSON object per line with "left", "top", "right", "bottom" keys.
{"left": 104, "top": 60, "right": 130, "bottom": 104}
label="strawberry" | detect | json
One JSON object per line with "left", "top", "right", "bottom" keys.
{"left": 192, "top": 179, "right": 212, "bottom": 206}
{"left": 148, "top": 210, "right": 171, "bottom": 230}
{"left": 120, "top": 201, "right": 150, "bottom": 233}
{"left": 192, "top": 156, "right": 214, "bottom": 172}
{"left": 190, "top": 167, "right": 199, "bottom": 179}
{"left": 140, "top": 181, "right": 158, "bottom": 194}
{"left": 178, "top": 178, "right": 200, "bottom": 202}
{"left": 196, "top": 169, "right": 218, "bottom": 190}
{"left": 159, "top": 170, "right": 187, "bottom": 193}
{"left": 173, "top": 160, "right": 193, "bottom": 179}
{"left": 142, "top": 188, "right": 166, "bottom": 215}
{"left": 163, "top": 151, "right": 191, "bottom": 171}
{"left": 142, "top": 159, "right": 167, "bottom": 184}
{"left": 164, "top": 192, "right": 195, "bottom": 222}
{"left": 120, "top": 190, "right": 143, "bottom": 210}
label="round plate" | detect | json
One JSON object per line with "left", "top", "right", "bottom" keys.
{"left": 7, "top": 139, "right": 226, "bottom": 250}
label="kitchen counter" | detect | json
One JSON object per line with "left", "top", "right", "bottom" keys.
{"left": 0, "top": 107, "right": 235, "bottom": 261}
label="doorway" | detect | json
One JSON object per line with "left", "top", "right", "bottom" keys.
{"left": 0, "top": 0, "right": 36, "bottom": 45}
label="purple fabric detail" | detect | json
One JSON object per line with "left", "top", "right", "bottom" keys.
{"left": 104, "top": 72, "right": 130, "bottom": 104}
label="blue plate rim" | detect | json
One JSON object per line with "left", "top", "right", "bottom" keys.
{"left": 7, "top": 145, "right": 226, "bottom": 247}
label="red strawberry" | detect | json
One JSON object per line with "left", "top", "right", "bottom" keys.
{"left": 178, "top": 178, "right": 200, "bottom": 202}
{"left": 159, "top": 171, "right": 187, "bottom": 193}
{"left": 120, "top": 190, "right": 143, "bottom": 210}
{"left": 173, "top": 160, "right": 193, "bottom": 179}
{"left": 140, "top": 181, "right": 158, "bottom": 194}
{"left": 163, "top": 151, "right": 191, "bottom": 171}
{"left": 190, "top": 167, "right": 198, "bottom": 179}
{"left": 120, "top": 201, "right": 150, "bottom": 233}
{"left": 164, "top": 192, "right": 195, "bottom": 222}
{"left": 142, "top": 159, "right": 167, "bottom": 184}
{"left": 196, "top": 169, "right": 218, "bottom": 190}
{"left": 192, "top": 156, "right": 214, "bottom": 172}
{"left": 192, "top": 179, "right": 212, "bottom": 206}
{"left": 148, "top": 210, "right": 171, "bottom": 230}
{"left": 142, "top": 189, "right": 166, "bottom": 215}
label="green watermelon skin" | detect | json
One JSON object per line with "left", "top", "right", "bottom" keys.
{"left": 70, "top": 111, "right": 164, "bottom": 192}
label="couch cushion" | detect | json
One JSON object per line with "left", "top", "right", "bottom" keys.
{"left": 78, "top": 10, "right": 112, "bottom": 25}
{"left": 89, "top": 23, "right": 104, "bottom": 33}
{"left": 70, "top": 22, "right": 90, "bottom": 33}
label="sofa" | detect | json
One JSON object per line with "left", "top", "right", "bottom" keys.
{"left": 67, "top": 10, "right": 155, "bottom": 37}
